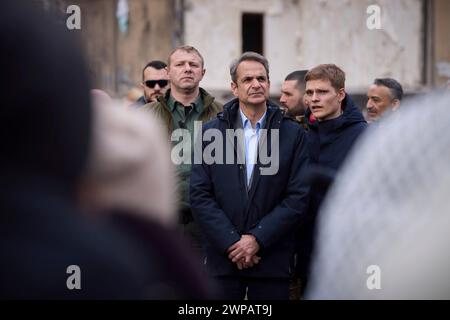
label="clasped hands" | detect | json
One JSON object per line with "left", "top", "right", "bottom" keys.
{"left": 227, "top": 234, "right": 261, "bottom": 270}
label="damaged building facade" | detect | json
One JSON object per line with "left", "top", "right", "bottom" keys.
{"left": 184, "top": 0, "right": 449, "bottom": 100}
{"left": 40, "top": 0, "right": 449, "bottom": 101}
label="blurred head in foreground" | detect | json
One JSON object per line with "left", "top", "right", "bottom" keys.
{"left": 83, "top": 92, "right": 176, "bottom": 226}
{"left": 0, "top": 1, "right": 209, "bottom": 299}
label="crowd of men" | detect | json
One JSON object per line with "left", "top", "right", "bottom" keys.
{"left": 4, "top": 0, "right": 425, "bottom": 301}
{"left": 131, "top": 45, "right": 405, "bottom": 299}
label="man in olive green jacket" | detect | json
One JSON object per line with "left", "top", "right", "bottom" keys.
{"left": 144, "top": 45, "right": 222, "bottom": 251}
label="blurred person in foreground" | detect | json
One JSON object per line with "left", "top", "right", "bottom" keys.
{"left": 306, "top": 91, "right": 450, "bottom": 299}
{"left": 0, "top": 1, "right": 210, "bottom": 299}
{"left": 83, "top": 91, "right": 213, "bottom": 298}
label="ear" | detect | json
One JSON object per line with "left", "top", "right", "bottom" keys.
{"left": 165, "top": 66, "right": 170, "bottom": 78}
{"left": 392, "top": 99, "right": 400, "bottom": 111}
{"left": 231, "top": 81, "right": 238, "bottom": 98}
{"left": 303, "top": 94, "right": 310, "bottom": 108}
{"left": 337, "top": 88, "right": 346, "bottom": 103}
{"left": 199, "top": 68, "right": 206, "bottom": 81}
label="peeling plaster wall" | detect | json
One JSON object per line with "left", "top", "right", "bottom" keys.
{"left": 297, "top": 0, "right": 423, "bottom": 92}
{"left": 185, "top": 0, "right": 423, "bottom": 94}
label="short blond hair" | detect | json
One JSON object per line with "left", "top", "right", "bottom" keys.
{"left": 167, "top": 45, "right": 204, "bottom": 68}
{"left": 305, "top": 64, "right": 345, "bottom": 91}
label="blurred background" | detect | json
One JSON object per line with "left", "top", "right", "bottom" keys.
{"left": 35, "top": 0, "right": 449, "bottom": 107}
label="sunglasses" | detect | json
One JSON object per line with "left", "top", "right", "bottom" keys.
{"left": 145, "top": 79, "right": 169, "bottom": 88}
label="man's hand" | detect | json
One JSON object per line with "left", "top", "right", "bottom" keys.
{"left": 227, "top": 234, "right": 260, "bottom": 266}
{"left": 236, "top": 255, "right": 261, "bottom": 270}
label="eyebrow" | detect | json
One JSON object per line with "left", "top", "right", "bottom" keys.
{"left": 242, "top": 75, "right": 267, "bottom": 80}
{"left": 174, "top": 59, "right": 200, "bottom": 64}
{"left": 306, "top": 88, "right": 329, "bottom": 92}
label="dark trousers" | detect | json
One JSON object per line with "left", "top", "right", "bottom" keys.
{"left": 214, "top": 276, "right": 290, "bottom": 300}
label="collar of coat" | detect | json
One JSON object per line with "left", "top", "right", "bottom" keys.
{"left": 217, "top": 98, "right": 286, "bottom": 130}
{"left": 305, "top": 94, "right": 366, "bottom": 134}
{"left": 157, "top": 87, "right": 216, "bottom": 110}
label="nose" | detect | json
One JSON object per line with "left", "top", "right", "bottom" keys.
{"left": 184, "top": 62, "right": 192, "bottom": 72}
{"left": 251, "top": 78, "right": 262, "bottom": 89}
{"left": 154, "top": 84, "right": 161, "bottom": 90}
{"left": 280, "top": 94, "right": 286, "bottom": 104}
{"left": 311, "top": 91, "right": 320, "bottom": 102}
{"left": 366, "top": 100, "right": 374, "bottom": 110}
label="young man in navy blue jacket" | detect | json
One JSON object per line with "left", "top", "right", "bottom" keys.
{"left": 190, "top": 52, "right": 310, "bottom": 300}
{"left": 296, "top": 64, "right": 367, "bottom": 296}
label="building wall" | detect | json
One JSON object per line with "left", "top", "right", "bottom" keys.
{"left": 185, "top": 0, "right": 424, "bottom": 95}
{"left": 38, "top": 0, "right": 176, "bottom": 96}
{"left": 114, "top": 0, "right": 176, "bottom": 95}
{"left": 433, "top": 0, "right": 450, "bottom": 87}
{"left": 33, "top": 0, "right": 448, "bottom": 97}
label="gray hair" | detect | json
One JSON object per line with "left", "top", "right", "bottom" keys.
{"left": 374, "top": 78, "right": 404, "bottom": 101}
{"left": 229, "top": 52, "right": 269, "bottom": 83}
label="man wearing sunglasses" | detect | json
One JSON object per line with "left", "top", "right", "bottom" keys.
{"left": 135, "top": 60, "right": 169, "bottom": 106}
{"left": 144, "top": 46, "right": 222, "bottom": 254}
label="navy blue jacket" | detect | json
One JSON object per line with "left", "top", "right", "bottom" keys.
{"left": 306, "top": 94, "right": 367, "bottom": 171}
{"left": 297, "top": 94, "right": 367, "bottom": 280}
{"left": 190, "top": 98, "right": 310, "bottom": 278}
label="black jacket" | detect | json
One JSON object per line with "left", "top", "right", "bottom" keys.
{"left": 297, "top": 94, "right": 367, "bottom": 281}
{"left": 305, "top": 94, "right": 367, "bottom": 210}
{"left": 306, "top": 94, "right": 367, "bottom": 172}
{"left": 190, "top": 98, "right": 310, "bottom": 278}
